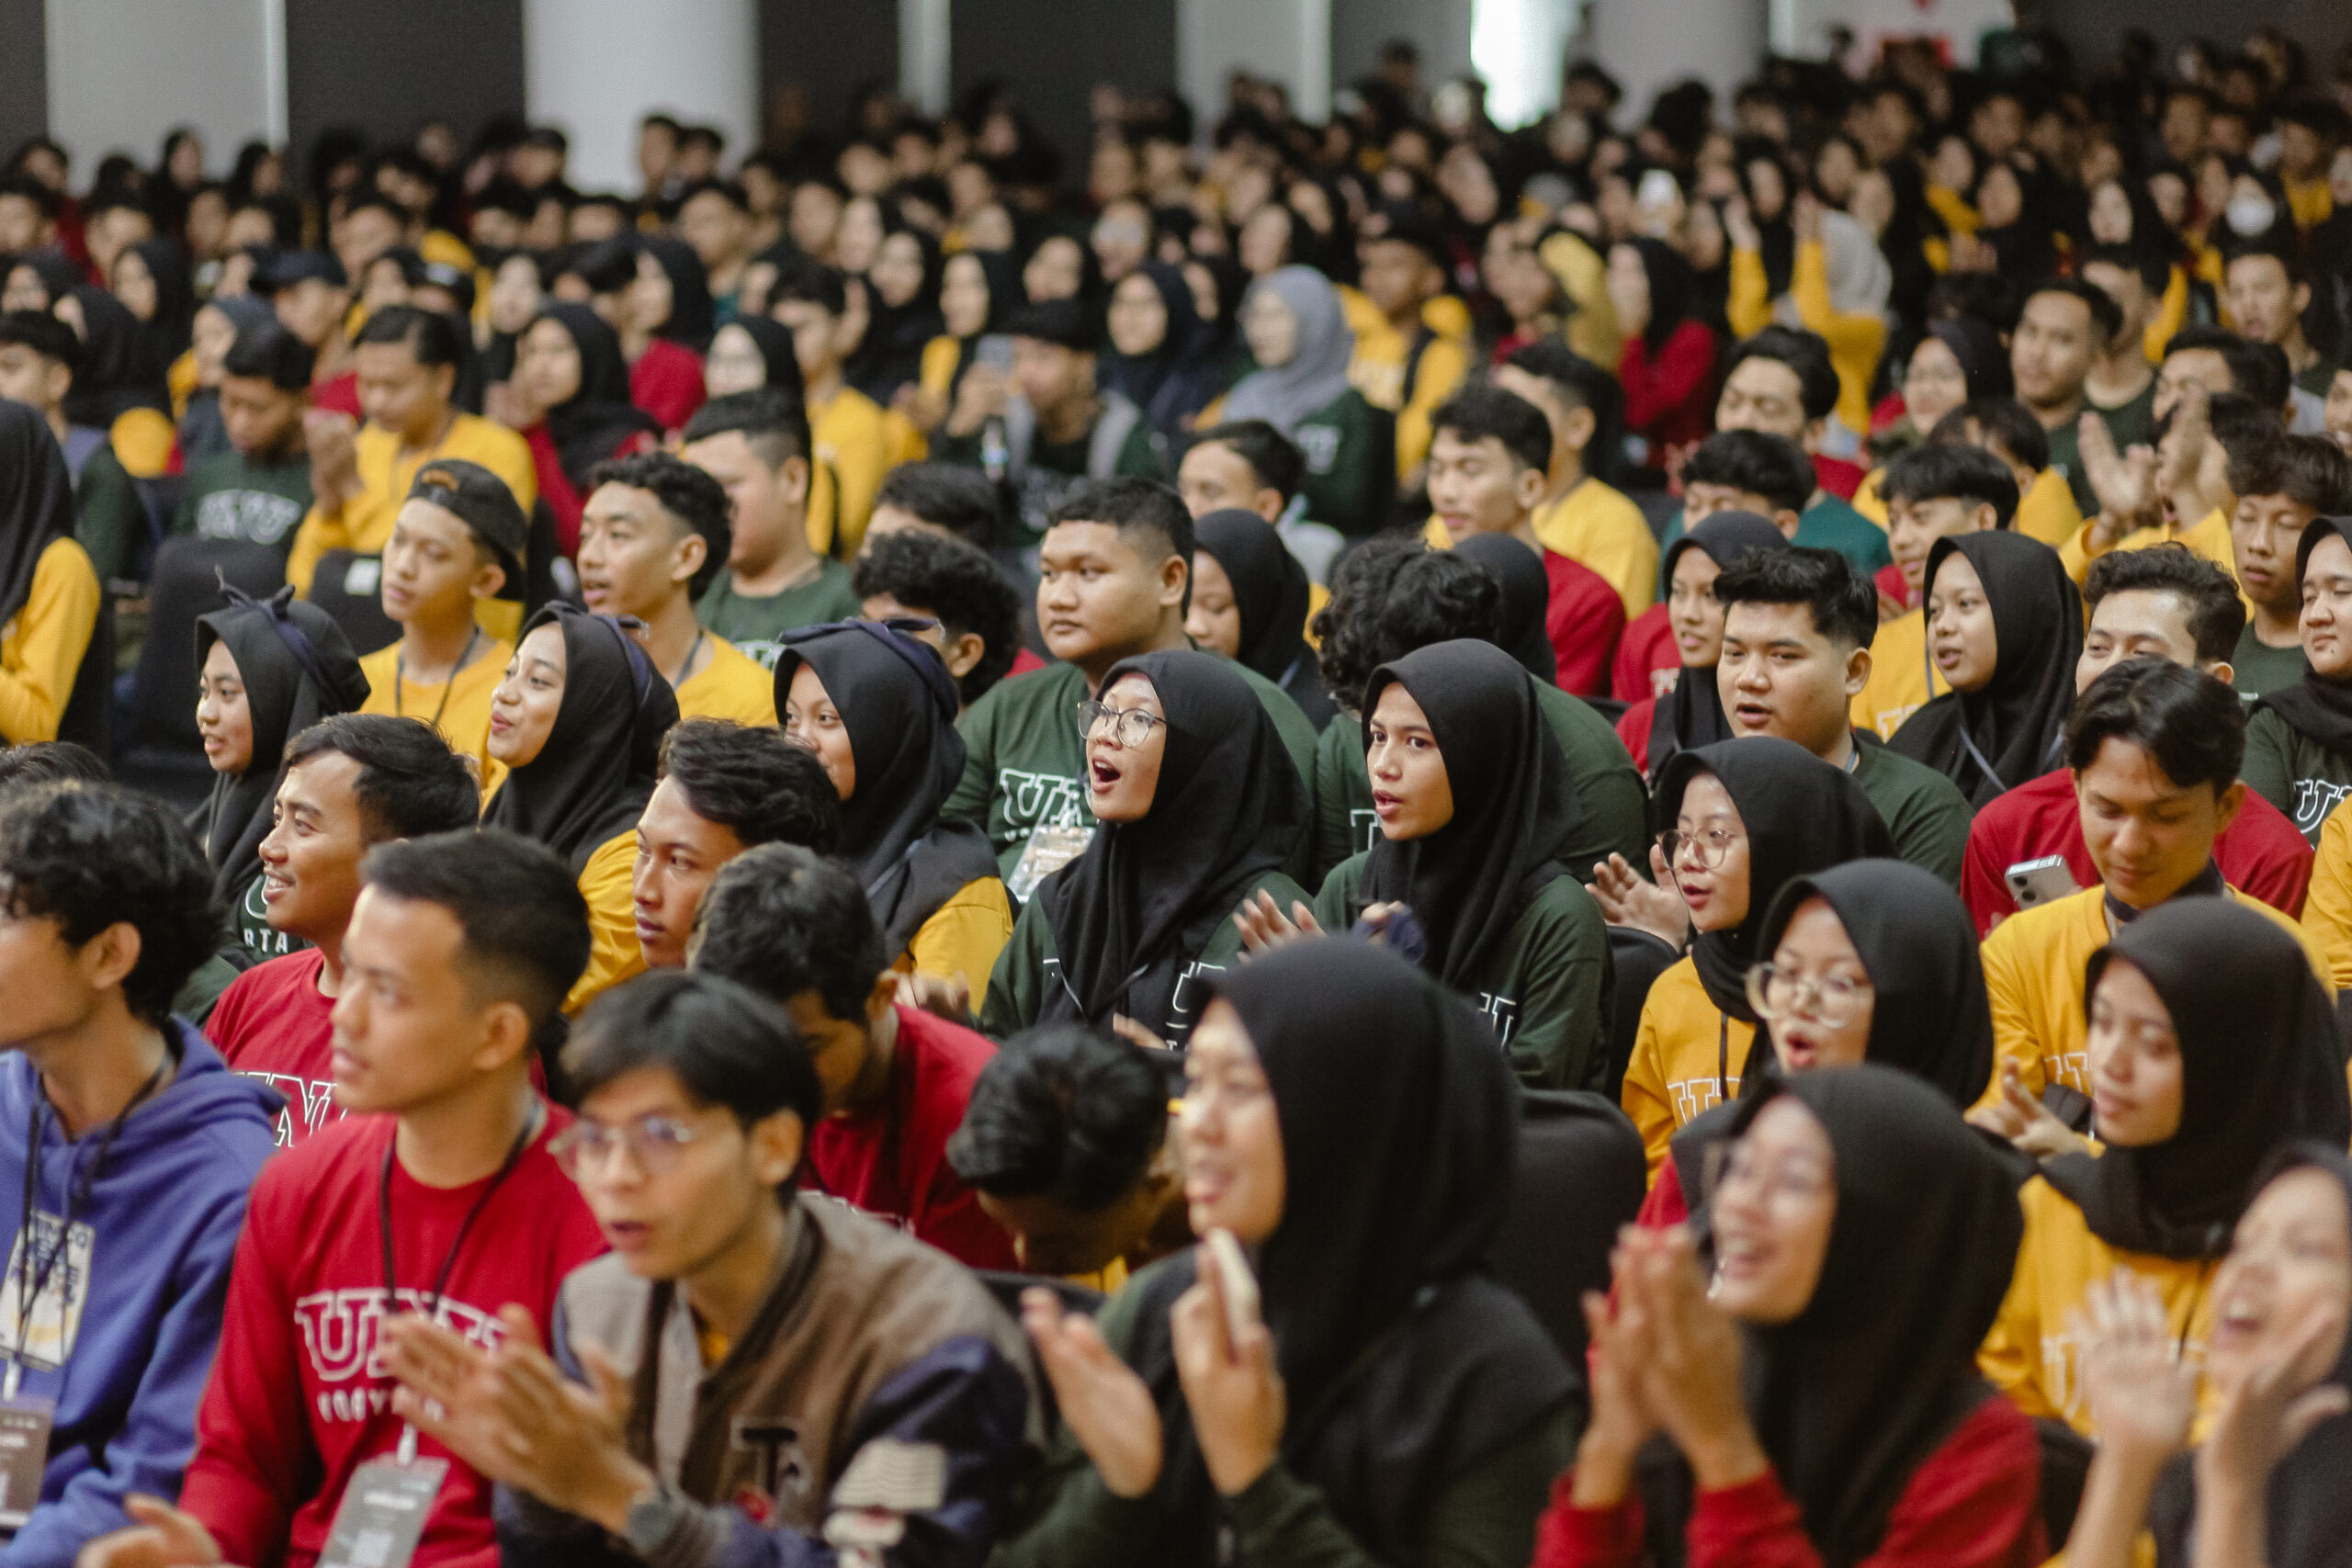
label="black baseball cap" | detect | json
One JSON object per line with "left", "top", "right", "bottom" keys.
{"left": 403, "top": 255, "right": 478, "bottom": 315}
{"left": 251, "top": 248, "right": 349, "bottom": 293}
{"left": 405, "top": 460, "right": 527, "bottom": 580}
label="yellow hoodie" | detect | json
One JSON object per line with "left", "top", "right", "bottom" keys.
{"left": 1620, "top": 956, "right": 1758, "bottom": 1184}
{"left": 1343, "top": 291, "right": 1473, "bottom": 479}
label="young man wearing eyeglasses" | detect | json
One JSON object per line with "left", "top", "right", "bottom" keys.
{"left": 89, "top": 830, "right": 607, "bottom": 1568}
{"left": 374, "top": 970, "right": 1035, "bottom": 1568}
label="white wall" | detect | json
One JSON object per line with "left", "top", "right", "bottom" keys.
{"left": 1178, "top": 0, "right": 1331, "bottom": 129}
{"left": 43, "top": 0, "right": 276, "bottom": 179}
{"left": 524, "top": 0, "right": 756, "bottom": 194}
{"left": 1582, "top": 0, "right": 1767, "bottom": 129}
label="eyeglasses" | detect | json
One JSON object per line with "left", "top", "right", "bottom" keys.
{"left": 1658, "top": 828, "right": 1741, "bottom": 870}
{"left": 1745, "top": 963, "right": 1874, "bottom": 1026}
{"left": 1077, "top": 699, "right": 1168, "bottom": 750}
{"left": 549, "top": 1113, "right": 711, "bottom": 1179}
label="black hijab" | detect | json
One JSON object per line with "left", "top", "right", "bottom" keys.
{"left": 1357, "top": 639, "right": 1575, "bottom": 987}
{"left": 0, "top": 401, "right": 79, "bottom": 633}
{"left": 2043, "top": 897, "right": 2352, "bottom": 1258}
{"left": 718, "top": 315, "right": 808, "bottom": 402}
{"left": 1193, "top": 509, "right": 1328, "bottom": 722}
{"left": 771, "top": 622, "right": 998, "bottom": 960}
{"left": 481, "top": 605, "right": 679, "bottom": 875}
{"left": 1888, "top": 532, "right": 2082, "bottom": 808}
{"left": 2150, "top": 1142, "right": 2352, "bottom": 1568}
{"left": 940, "top": 248, "right": 1022, "bottom": 396}
{"left": 1709, "top": 1067, "right": 2026, "bottom": 1568}
{"left": 846, "top": 227, "right": 944, "bottom": 404}
{"left": 1656, "top": 738, "right": 1895, "bottom": 1021}
{"left": 1452, "top": 533, "right": 1558, "bottom": 684}
{"left": 64, "top": 285, "right": 170, "bottom": 426}
{"left": 639, "top": 235, "right": 716, "bottom": 352}
{"left": 194, "top": 587, "right": 369, "bottom": 902}
{"left": 1650, "top": 511, "right": 1789, "bottom": 775}
{"left": 1034, "top": 649, "right": 1304, "bottom": 1043}
{"left": 530, "top": 304, "right": 662, "bottom": 493}
{"left": 1118, "top": 941, "right": 1575, "bottom": 1566}
{"left": 1099, "top": 261, "right": 1223, "bottom": 437}
{"left": 10, "top": 249, "right": 82, "bottom": 311}
{"left": 2255, "top": 517, "right": 2352, "bottom": 761}
{"left": 1625, "top": 236, "right": 1697, "bottom": 355}
{"left": 1924, "top": 314, "right": 2012, "bottom": 402}
{"left": 120, "top": 238, "right": 196, "bottom": 390}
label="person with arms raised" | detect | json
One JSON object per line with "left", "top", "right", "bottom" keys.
{"left": 679, "top": 389, "right": 861, "bottom": 668}
{"left": 208, "top": 715, "right": 482, "bottom": 1147}
{"left": 85, "top": 829, "right": 607, "bottom": 1568}
{"left": 482, "top": 604, "right": 679, "bottom": 1015}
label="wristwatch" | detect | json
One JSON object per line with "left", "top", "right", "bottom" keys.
{"left": 622, "top": 1481, "right": 690, "bottom": 1557}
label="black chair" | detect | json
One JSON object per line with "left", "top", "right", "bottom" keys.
{"left": 113, "top": 537, "right": 284, "bottom": 801}
{"left": 1488, "top": 1089, "right": 1646, "bottom": 1366}
{"left": 303, "top": 548, "right": 401, "bottom": 657}
{"left": 1603, "top": 927, "right": 1682, "bottom": 1103}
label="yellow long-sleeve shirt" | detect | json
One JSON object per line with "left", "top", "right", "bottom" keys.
{"left": 675, "top": 635, "right": 779, "bottom": 727}
{"left": 1537, "top": 231, "right": 1621, "bottom": 370}
{"left": 808, "top": 385, "right": 890, "bottom": 558}
{"left": 1979, "top": 883, "right": 2333, "bottom": 1112}
{"left": 2059, "top": 505, "right": 2236, "bottom": 591}
{"left": 1850, "top": 608, "right": 1946, "bottom": 740}
{"left": 0, "top": 537, "right": 100, "bottom": 744}
{"left": 2145, "top": 265, "right": 2190, "bottom": 366}
{"left": 1344, "top": 291, "right": 1473, "bottom": 479}
{"left": 1620, "top": 956, "right": 1758, "bottom": 1184}
{"left": 893, "top": 874, "right": 1015, "bottom": 1006}
{"left": 1978, "top": 1175, "right": 2219, "bottom": 1439}
{"left": 286, "top": 413, "right": 537, "bottom": 599}
{"left": 565, "top": 830, "right": 644, "bottom": 1016}
{"left": 1534, "top": 478, "right": 1658, "bottom": 618}
{"left": 1729, "top": 241, "right": 1887, "bottom": 437}
{"left": 357, "top": 637, "right": 512, "bottom": 773}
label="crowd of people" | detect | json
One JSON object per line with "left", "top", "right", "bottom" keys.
{"left": 0, "top": 17, "right": 2346, "bottom": 1568}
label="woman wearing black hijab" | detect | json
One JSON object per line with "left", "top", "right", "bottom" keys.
{"left": 773, "top": 620, "right": 1010, "bottom": 988}
{"left": 111, "top": 237, "right": 196, "bottom": 395}
{"left": 194, "top": 585, "right": 369, "bottom": 966}
{"left": 0, "top": 403, "right": 107, "bottom": 751}
{"left": 1453, "top": 531, "right": 1560, "bottom": 685}
{"left": 482, "top": 603, "right": 680, "bottom": 1014}
{"left": 1981, "top": 897, "right": 2352, "bottom": 1443}
{"left": 978, "top": 649, "right": 1308, "bottom": 1052}
{"left": 1302, "top": 639, "right": 1608, "bottom": 1089}
{"left": 62, "top": 284, "right": 171, "bottom": 426}
{"left": 846, "top": 224, "right": 944, "bottom": 409}
{"left": 917, "top": 248, "right": 1020, "bottom": 424}
{"left": 701, "top": 314, "right": 807, "bottom": 402}
{"left": 511, "top": 302, "right": 662, "bottom": 554}
{"left": 4, "top": 250, "right": 83, "bottom": 314}
{"left": 1100, "top": 260, "right": 1223, "bottom": 440}
{"left": 2245, "top": 515, "right": 2352, "bottom": 846}
{"left": 1611, "top": 236, "right": 1717, "bottom": 478}
{"left": 1004, "top": 940, "right": 1577, "bottom": 1568}
{"left": 638, "top": 234, "right": 716, "bottom": 353}
{"left": 1188, "top": 509, "right": 1332, "bottom": 728}
{"left": 1619, "top": 738, "right": 1894, "bottom": 1179}
{"left": 1544, "top": 1066, "right": 2040, "bottom": 1568}
{"left": 1616, "top": 510, "right": 1790, "bottom": 778}
{"left": 1891, "top": 531, "right": 2084, "bottom": 809}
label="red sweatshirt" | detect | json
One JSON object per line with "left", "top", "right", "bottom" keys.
{"left": 1814, "top": 453, "right": 1866, "bottom": 502}
{"left": 1616, "top": 698, "right": 1659, "bottom": 779}
{"left": 1961, "top": 766, "right": 2314, "bottom": 935}
{"left": 1545, "top": 547, "right": 1628, "bottom": 698}
{"left": 311, "top": 371, "right": 361, "bottom": 421}
{"left": 180, "top": 1110, "right": 606, "bottom": 1568}
{"left": 629, "top": 338, "right": 707, "bottom": 435}
{"left": 1532, "top": 1393, "right": 2045, "bottom": 1568}
{"left": 1612, "top": 604, "right": 1679, "bottom": 705}
{"left": 209, "top": 949, "right": 340, "bottom": 1149}
{"left": 805, "top": 1005, "right": 1018, "bottom": 1270}
{"left": 1618, "top": 321, "right": 1717, "bottom": 470}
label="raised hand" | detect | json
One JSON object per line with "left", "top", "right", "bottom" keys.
{"left": 1965, "top": 1059, "right": 2094, "bottom": 1159}
{"left": 1591, "top": 847, "right": 1690, "bottom": 948}
{"left": 2075, "top": 1270, "right": 2197, "bottom": 1466}
{"left": 1022, "top": 1287, "right": 1165, "bottom": 1499}
{"left": 1171, "top": 1240, "right": 1286, "bottom": 1497}
{"left": 1233, "top": 888, "right": 1325, "bottom": 956}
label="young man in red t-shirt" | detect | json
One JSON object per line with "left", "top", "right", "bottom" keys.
{"left": 85, "top": 830, "right": 607, "bottom": 1568}
{"left": 1962, "top": 546, "right": 2313, "bottom": 933}
{"left": 206, "top": 715, "right": 482, "bottom": 1147}
{"left": 690, "top": 842, "right": 1018, "bottom": 1271}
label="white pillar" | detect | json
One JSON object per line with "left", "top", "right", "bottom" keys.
{"left": 524, "top": 0, "right": 756, "bottom": 194}
{"left": 1178, "top": 0, "right": 1332, "bottom": 132}
{"left": 1580, "top": 0, "right": 1766, "bottom": 126}
{"left": 44, "top": 0, "right": 275, "bottom": 175}
{"left": 899, "top": 0, "right": 951, "bottom": 118}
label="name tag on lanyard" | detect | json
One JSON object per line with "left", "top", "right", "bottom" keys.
{"left": 317, "top": 1455, "right": 448, "bottom": 1568}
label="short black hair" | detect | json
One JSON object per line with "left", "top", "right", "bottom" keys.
{"left": 682, "top": 387, "right": 811, "bottom": 471}
{"left": 1711, "top": 545, "right": 1877, "bottom": 650}
{"left": 1880, "top": 442, "right": 2020, "bottom": 527}
{"left": 221, "top": 320, "right": 314, "bottom": 391}
{"left": 0, "top": 176, "right": 61, "bottom": 221}
{"left": 1430, "top": 383, "right": 1553, "bottom": 474}
{"left": 852, "top": 531, "right": 1023, "bottom": 705}
{"left": 1930, "top": 398, "right": 2052, "bottom": 475}
{"left": 676, "top": 176, "right": 749, "bottom": 212}
{"left": 282, "top": 715, "right": 483, "bottom": 844}
{"left": 586, "top": 451, "right": 733, "bottom": 599}
{"left": 2222, "top": 239, "right": 2306, "bottom": 291}
{"left": 2164, "top": 324, "right": 2290, "bottom": 412}
{"left": 872, "top": 461, "right": 1002, "bottom": 544}
{"left": 944, "top": 1025, "right": 1168, "bottom": 1210}
{"left": 0, "top": 310, "right": 77, "bottom": 371}
{"left": 1681, "top": 429, "right": 1815, "bottom": 515}
{"left": 0, "top": 784, "right": 219, "bottom": 1027}
{"left": 2065, "top": 657, "right": 2245, "bottom": 795}
{"left": 353, "top": 303, "right": 465, "bottom": 369}
{"left": 1046, "top": 478, "right": 1194, "bottom": 567}
{"left": 564, "top": 969, "right": 821, "bottom": 1133}
{"left": 770, "top": 254, "right": 847, "bottom": 315}
{"left": 2083, "top": 546, "right": 2247, "bottom": 665}
{"left": 1312, "top": 537, "right": 1504, "bottom": 701}
{"left": 361, "top": 829, "right": 590, "bottom": 1031}
{"left": 566, "top": 235, "right": 639, "bottom": 298}
{"left": 0, "top": 742, "right": 107, "bottom": 795}
{"left": 692, "top": 843, "right": 888, "bottom": 1024}
{"left": 1501, "top": 341, "right": 1626, "bottom": 476}
{"left": 2229, "top": 434, "right": 2352, "bottom": 514}
{"left": 342, "top": 192, "right": 411, "bottom": 233}
{"left": 1724, "top": 326, "right": 1841, "bottom": 422}
{"left": 1185, "top": 420, "right": 1306, "bottom": 504}
{"left": 2028, "top": 276, "right": 2123, "bottom": 345}
{"left": 656, "top": 719, "right": 842, "bottom": 852}
{"left": 2080, "top": 242, "right": 2170, "bottom": 299}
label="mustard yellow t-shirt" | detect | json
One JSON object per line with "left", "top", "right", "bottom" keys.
{"left": 1851, "top": 608, "right": 1947, "bottom": 741}
{"left": 808, "top": 385, "right": 891, "bottom": 559}
{"left": 565, "top": 830, "right": 644, "bottom": 1016}
{"left": 1534, "top": 478, "right": 1658, "bottom": 619}
{"left": 286, "top": 414, "right": 537, "bottom": 599}
{"left": 1619, "top": 956, "right": 1758, "bottom": 1185}
{"left": 894, "top": 874, "right": 1015, "bottom": 1006}
{"left": 357, "top": 637, "right": 513, "bottom": 772}
{"left": 0, "top": 537, "right": 100, "bottom": 745}
{"left": 2301, "top": 808, "right": 2352, "bottom": 990}
{"left": 674, "top": 635, "right": 778, "bottom": 727}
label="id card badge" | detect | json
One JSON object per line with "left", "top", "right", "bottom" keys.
{"left": 1008, "top": 824, "right": 1093, "bottom": 902}
{"left": 317, "top": 1455, "right": 448, "bottom": 1568}
{"left": 0, "top": 1395, "right": 53, "bottom": 1529}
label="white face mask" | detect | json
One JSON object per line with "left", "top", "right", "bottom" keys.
{"left": 2226, "top": 193, "right": 2278, "bottom": 237}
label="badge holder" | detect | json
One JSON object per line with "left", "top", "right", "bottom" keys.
{"left": 315, "top": 1423, "right": 447, "bottom": 1568}
{"left": 0, "top": 1359, "right": 51, "bottom": 1532}
{"left": 1009, "top": 823, "right": 1093, "bottom": 902}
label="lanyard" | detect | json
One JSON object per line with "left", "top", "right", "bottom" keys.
{"left": 8, "top": 1050, "right": 173, "bottom": 1398}
{"left": 394, "top": 626, "right": 481, "bottom": 736}
{"left": 378, "top": 1106, "right": 538, "bottom": 1461}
